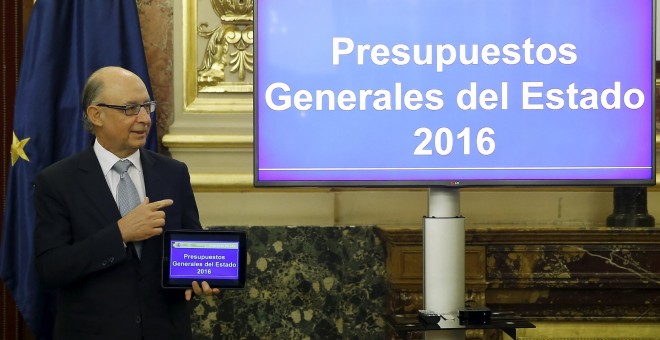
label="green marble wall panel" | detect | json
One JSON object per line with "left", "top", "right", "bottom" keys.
{"left": 190, "top": 226, "right": 387, "bottom": 339}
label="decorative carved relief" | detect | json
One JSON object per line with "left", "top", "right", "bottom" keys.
{"left": 197, "top": 0, "right": 253, "bottom": 93}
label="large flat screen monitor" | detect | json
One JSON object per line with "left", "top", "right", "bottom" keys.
{"left": 254, "top": 0, "right": 656, "bottom": 187}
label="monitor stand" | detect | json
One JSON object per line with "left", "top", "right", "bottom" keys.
{"left": 424, "top": 188, "right": 465, "bottom": 340}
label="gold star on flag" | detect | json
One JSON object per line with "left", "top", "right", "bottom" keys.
{"left": 10, "top": 131, "right": 30, "bottom": 166}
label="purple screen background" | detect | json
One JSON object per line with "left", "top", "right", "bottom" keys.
{"left": 169, "top": 241, "right": 240, "bottom": 280}
{"left": 255, "top": 0, "right": 655, "bottom": 184}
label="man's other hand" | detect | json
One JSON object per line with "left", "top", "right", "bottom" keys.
{"left": 185, "top": 281, "right": 221, "bottom": 301}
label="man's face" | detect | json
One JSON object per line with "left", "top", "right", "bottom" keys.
{"left": 94, "top": 71, "right": 152, "bottom": 158}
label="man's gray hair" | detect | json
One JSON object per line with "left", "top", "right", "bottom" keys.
{"left": 81, "top": 76, "right": 103, "bottom": 133}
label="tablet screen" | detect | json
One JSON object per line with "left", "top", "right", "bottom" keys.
{"left": 162, "top": 230, "right": 247, "bottom": 289}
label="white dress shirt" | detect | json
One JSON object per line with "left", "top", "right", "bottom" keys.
{"left": 93, "top": 139, "right": 147, "bottom": 207}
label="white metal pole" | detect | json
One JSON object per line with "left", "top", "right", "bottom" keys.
{"left": 424, "top": 188, "right": 464, "bottom": 340}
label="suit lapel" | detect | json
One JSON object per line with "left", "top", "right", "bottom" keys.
{"left": 139, "top": 150, "right": 165, "bottom": 264}
{"left": 76, "top": 147, "right": 164, "bottom": 267}
{"left": 77, "top": 147, "right": 121, "bottom": 223}
{"left": 140, "top": 149, "right": 164, "bottom": 201}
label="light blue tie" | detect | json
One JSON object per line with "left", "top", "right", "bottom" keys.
{"left": 113, "top": 160, "right": 142, "bottom": 259}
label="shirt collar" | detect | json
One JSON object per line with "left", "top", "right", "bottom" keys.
{"left": 93, "top": 140, "right": 142, "bottom": 175}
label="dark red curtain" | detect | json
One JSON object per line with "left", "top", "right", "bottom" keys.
{"left": 1, "top": 1, "right": 32, "bottom": 339}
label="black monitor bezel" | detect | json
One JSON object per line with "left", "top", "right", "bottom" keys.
{"left": 252, "top": 0, "right": 657, "bottom": 189}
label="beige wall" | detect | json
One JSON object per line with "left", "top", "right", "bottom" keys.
{"left": 163, "top": 0, "right": 658, "bottom": 229}
{"left": 156, "top": 2, "right": 660, "bottom": 338}
{"left": 190, "top": 189, "right": 631, "bottom": 228}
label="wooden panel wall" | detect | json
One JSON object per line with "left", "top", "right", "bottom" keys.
{"left": 378, "top": 226, "right": 660, "bottom": 339}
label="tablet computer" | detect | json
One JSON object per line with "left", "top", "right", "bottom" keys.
{"left": 162, "top": 230, "right": 247, "bottom": 289}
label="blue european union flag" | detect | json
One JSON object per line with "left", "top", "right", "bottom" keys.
{"left": 0, "top": 1, "right": 157, "bottom": 338}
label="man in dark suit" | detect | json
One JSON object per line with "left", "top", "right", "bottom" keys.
{"left": 34, "top": 66, "right": 219, "bottom": 340}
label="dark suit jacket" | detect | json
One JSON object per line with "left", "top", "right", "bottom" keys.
{"left": 34, "top": 147, "right": 202, "bottom": 340}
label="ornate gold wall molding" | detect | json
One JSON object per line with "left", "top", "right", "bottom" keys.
{"left": 197, "top": 0, "right": 253, "bottom": 93}
{"left": 181, "top": 0, "right": 253, "bottom": 113}
{"left": 162, "top": 133, "right": 252, "bottom": 148}
{"left": 191, "top": 173, "right": 253, "bottom": 191}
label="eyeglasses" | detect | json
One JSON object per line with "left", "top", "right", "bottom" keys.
{"left": 95, "top": 101, "right": 157, "bottom": 116}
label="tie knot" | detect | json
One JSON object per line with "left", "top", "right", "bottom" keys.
{"left": 112, "top": 159, "right": 132, "bottom": 174}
